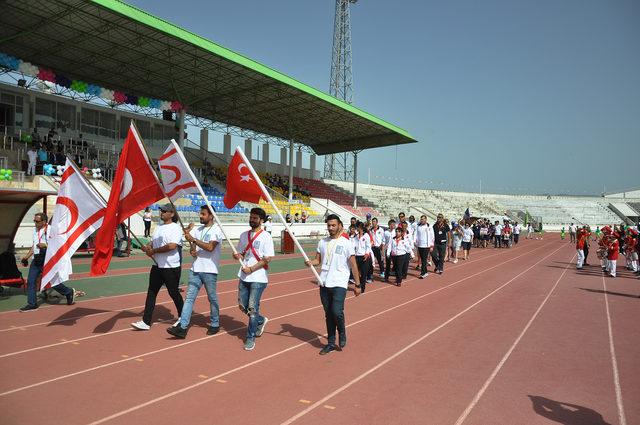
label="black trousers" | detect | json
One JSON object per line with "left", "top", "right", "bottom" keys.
{"left": 513, "top": 234, "right": 519, "bottom": 244}
{"left": 384, "top": 254, "right": 393, "bottom": 279}
{"left": 319, "top": 286, "right": 346, "bottom": 345}
{"left": 403, "top": 253, "right": 410, "bottom": 278}
{"left": 355, "top": 255, "right": 370, "bottom": 293}
{"left": 418, "top": 247, "right": 431, "bottom": 275}
{"left": 392, "top": 255, "right": 406, "bottom": 284}
{"left": 432, "top": 244, "right": 447, "bottom": 272}
{"left": 583, "top": 245, "right": 589, "bottom": 263}
{"left": 142, "top": 265, "right": 183, "bottom": 325}
{"left": 144, "top": 220, "right": 151, "bottom": 237}
{"left": 371, "top": 246, "right": 384, "bottom": 275}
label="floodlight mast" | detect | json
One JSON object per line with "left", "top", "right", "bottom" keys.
{"left": 324, "top": 0, "right": 357, "bottom": 190}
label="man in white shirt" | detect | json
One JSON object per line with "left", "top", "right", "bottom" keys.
{"left": 369, "top": 217, "right": 385, "bottom": 278}
{"left": 512, "top": 222, "right": 521, "bottom": 245}
{"left": 233, "top": 207, "right": 275, "bottom": 351}
{"left": 27, "top": 147, "right": 37, "bottom": 176}
{"left": 494, "top": 220, "right": 503, "bottom": 248}
{"left": 19, "top": 212, "right": 76, "bottom": 312}
{"left": 383, "top": 219, "right": 396, "bottom": 282}
{"left": 305, "top": 214, "right": 360, "bottom": 355}
{"left": 461, "top": 222, "right": 474, "bottom": 260}
{"left": 132, "top": 203, "right": 184, "bottom": 330}
{"left": 263, "top": 216, "right": 273, "bottom": 235}
{"left": 415, "top": 215, "right": 434, "bottom": 279}
{"left": 568, "top": 223, "right": 576, "bottom": 243}
{"left": 167, "top": 205, "right": 223, "bottom": 339}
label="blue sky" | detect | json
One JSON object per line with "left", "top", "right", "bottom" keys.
{"left": 128, "top": 0, "right": 639, "bottom": 195}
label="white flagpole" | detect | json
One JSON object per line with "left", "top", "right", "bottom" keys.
{"left": 169, "top": 140, "right": 243, "bottom": 268}
{"left": 234, "top": 146, "right": 323, "bottom": 285}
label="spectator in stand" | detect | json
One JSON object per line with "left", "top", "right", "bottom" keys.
{"left": 31, "top": 128, "right": 41, "bottom": 145}
{"left": 27, "top": 146, "right": 37, "bottom": 176}
{"left": 294, "top": 213, "right": 300, "bottom": 223}
{"left": 301, "top": 211, "right": 307, "bottom": 223}
{"left": 285, "top": 213, "right": 292, "bottom": 224}
{"left": 202, "top": 177, "right": 210, "bottom": 188}
{"left": 37, "top": 146, "right": 48, "bottom": 164}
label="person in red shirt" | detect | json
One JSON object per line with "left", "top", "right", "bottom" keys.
{"left": 624, "top": 230, "right": 638, "bottom": 272}
{"left": 608, "top": 233, "right": 620, "bottom": 277}
{"left": 576, "top": 228, "right": 586, "bottom": 269}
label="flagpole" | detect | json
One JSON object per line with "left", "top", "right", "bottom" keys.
{"left": 234, "top": 147, "right": 323, "bottom": 285}
{"left": 66, "top": 155, "right": 156, "bottom": 265}
{"left": 169, "top": 139, "right": 244, "bottom": 268}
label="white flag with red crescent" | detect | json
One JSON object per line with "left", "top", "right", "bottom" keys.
{"left": 41, "top": 159, "right": 106, "bottom": 289}
{"left": 157, "top": 139, "right": 199, "bottom": 201}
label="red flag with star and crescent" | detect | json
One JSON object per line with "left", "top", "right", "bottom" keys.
{"left": 90, "top": 122, "right": 165, "bottom": 276}
{"left": 223, "top": 149, "right": 265, "bottom": 208}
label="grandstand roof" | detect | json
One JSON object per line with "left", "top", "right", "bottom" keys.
{"left": 0, "top": 0, "right": 417, "bottom": 155}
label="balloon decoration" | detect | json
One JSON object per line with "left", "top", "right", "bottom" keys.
{"left": 43, "top": 164, "right": 56, "bottom": 176}
{"left": 0, "top": 168, "right": 14, "bottom": 181}
{"left": 91, "top": 168, "right": 103, "bottom": 179}
{"left": 0, "top": 51, "right": 183, "bottom": 111}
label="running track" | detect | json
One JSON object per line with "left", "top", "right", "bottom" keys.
{"left": 0, "top": 238, "right": 637, "bottom": 425}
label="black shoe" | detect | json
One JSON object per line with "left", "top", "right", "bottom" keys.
{"left": 396, "top": 282, "right": 402, "bottom": 287}
{"left": 319, "top": 344, "right": 337, "bottom": 355}
{"left": 339, "top": 336, "right": 347, "bottom": 349}
{"left": 66, "top": 288, "right": 76, "bottom": 305}
{"left": 19, "top": 304, "right": 38, "bottom": 312}
{"left": 206, "top": 326, "right": 219, "bottom": 335}
{"left": 166, "top": 324, "right": 188, "bottom": 339}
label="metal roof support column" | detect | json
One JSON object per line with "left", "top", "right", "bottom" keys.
{"left": 353, "top": 151, "right": 358, "bottom": 209}
{"left": 177, "top": 109, "right": 186, "bottom": 149}
{"left": 288, "top": 139, "right": 294, "bottom": 203}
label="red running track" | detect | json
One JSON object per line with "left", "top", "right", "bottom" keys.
{"left": 0, "top": 238, "right": 637, "bottom": 425}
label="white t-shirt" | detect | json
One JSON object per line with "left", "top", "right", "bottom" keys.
{"left": 371, "top": 227, "right": 385, "bottom": 247}
{"left": 494, "top": 224, "right": 503, "bottom": 236}
{"left": 151, "top": 222, "right": 183, "bottom": 268}
{"left": 32, "top": 226, "right": 48, "bottom": 254}
{"left": 264, "top": 221, "right": 273, "bottom": 233}
{"left": 143, "top": 211, "right": 152, "bottom": 222}
{"left": 462, "top": 227, "right": 474, "bottom": 242}
{"left": 317, "top": 235, "right": 355, "bottom": 289}
{"left": 190, "top": 224, "right": 223, "bottom": 274}
{"left": 236, "top": 229, "right": 275, "bottom": 282}
{"left": 27, "top": 150, "right": 37, "bottom": 164}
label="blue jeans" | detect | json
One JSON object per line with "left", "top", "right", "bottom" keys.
{"left": 238, "top": 280, "right": 267, "bottom": 340}
{"left": 180, "top": 270, "right": 219, "bottom": 328}
{"left": 26, "top": 261, "right": 72, "bottom": 307}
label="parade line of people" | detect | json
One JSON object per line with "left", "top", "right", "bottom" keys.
{"left": 573, "top": 223, "right": 639, "bottom": 279}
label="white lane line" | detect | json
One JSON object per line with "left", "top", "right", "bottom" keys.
{"left": 602, "top": 274, "right": 627, "bottom": 425}
{"left": 454, "top": 252, "right": 575, "bottom": 425}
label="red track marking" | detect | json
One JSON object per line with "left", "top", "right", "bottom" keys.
{"left": 452, "top": 252, "right": 577, "bottom": 424}
{"left": 0, "top": 241, "right": 547, "bottom": 402}
{"left": 69, "top": 243, "right": 557, "bottom": 425}
{"left": 278, "top": 243, "right": 567, "bottom": 424}
{"left": 444, "top": 255, "right": 629, "bottom": 424}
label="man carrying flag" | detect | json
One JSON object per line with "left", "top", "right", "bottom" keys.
{"left": 20, "top": 159, "right": 105, "bottom": 311}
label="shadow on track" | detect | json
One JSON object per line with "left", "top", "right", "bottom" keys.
{"left": 528, "top": 395, "right": 611, "bottom": 425}
{"left": 578, "top": 288, "right": 640, "bottom": 299}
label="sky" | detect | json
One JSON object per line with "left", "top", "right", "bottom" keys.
{"left": 128, "top": 0, "right": 639, "bottom": 196}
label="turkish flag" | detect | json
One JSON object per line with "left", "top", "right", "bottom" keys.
{"left": 223, "top": 148, "right": 265, "bottom": 208}
{"left": 90, "top": 122, "right": 165, "bottom": 275}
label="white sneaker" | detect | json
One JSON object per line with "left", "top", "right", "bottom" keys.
{"left": 173, "top": 318, "right": 181, "bottom": 327}
{"left": 453, "top": 259, "right": 458, "bottom": 264}
{"left": 131, "top": 320, "right": 151, "bottom": 330}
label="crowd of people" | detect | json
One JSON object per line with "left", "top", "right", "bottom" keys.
{"left": 25, "top": 128, "right": 98, "bottom": 175}
{"left": 574, "top": 223, "right": 639, "bottom": 279}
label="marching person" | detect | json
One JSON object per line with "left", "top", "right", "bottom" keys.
{"left": 431, "top": 214, "right": 450, "bottom": 274}
{"left": 19, "top": 213, "right": 76, "bottom": 312}
{"left": 132, "top": 203, "right": 184, "bottom": 330}
{"left": 354, "top": 221, "right": 372, "bottom": 293}
{"left": 233, "top": 207, "right": 274, "bottom": 351}
{"left": 415, "top": 215, "right": 434, "bottom": 278}
{"left": 461, "top": 221, "right": 474, "bottom": 260}
{"left": 387, "top": 227, "right": 411, "bottom": 286}
{"left": 167, "top": 205, "right": 223, "bottom": 339}
{"left": 608, "top": 233, "right": 620, "bottom": 278}
{"left": 143, "top": 207, "right": 153, "bottom": 238}
{"left": 512, "top": 222, "right": 521, "bottom": 245}
{"left": 370, "top": 217, "right": 385, "bottom": 278}
{"left": 383, "top": 219, "right": 396, "bottom": 282}
{"left": 305, "top": 214, "right": 361, "bottom": 355}
{"left": 576, "top": 226, "right": 586, "bottom": 269}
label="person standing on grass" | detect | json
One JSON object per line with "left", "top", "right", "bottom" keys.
{"left": 132, "top": 203, "right": 184, "bottom": 330}
{"left": 167, "top": 205, "right": 223, "bottom": 339}
{"left": 19, "top": 213, "right": 76, "bottom": 312}
{"left": 305, "top": 214, "right": 360, "bottom": 355}
{"left": 461, "top": 222, "right": 474, "bottom": 260}
{"left": 233, "top": 207, "right": 274, "bottom": 351}
{"left": 431, "top": 214, "right": 450, "bottom": 274}
{"left": 143, "top": 207, "right": 152, "bottom": 238}
{"left": 415, "top": 215, "right": 434, "bottom": 279}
